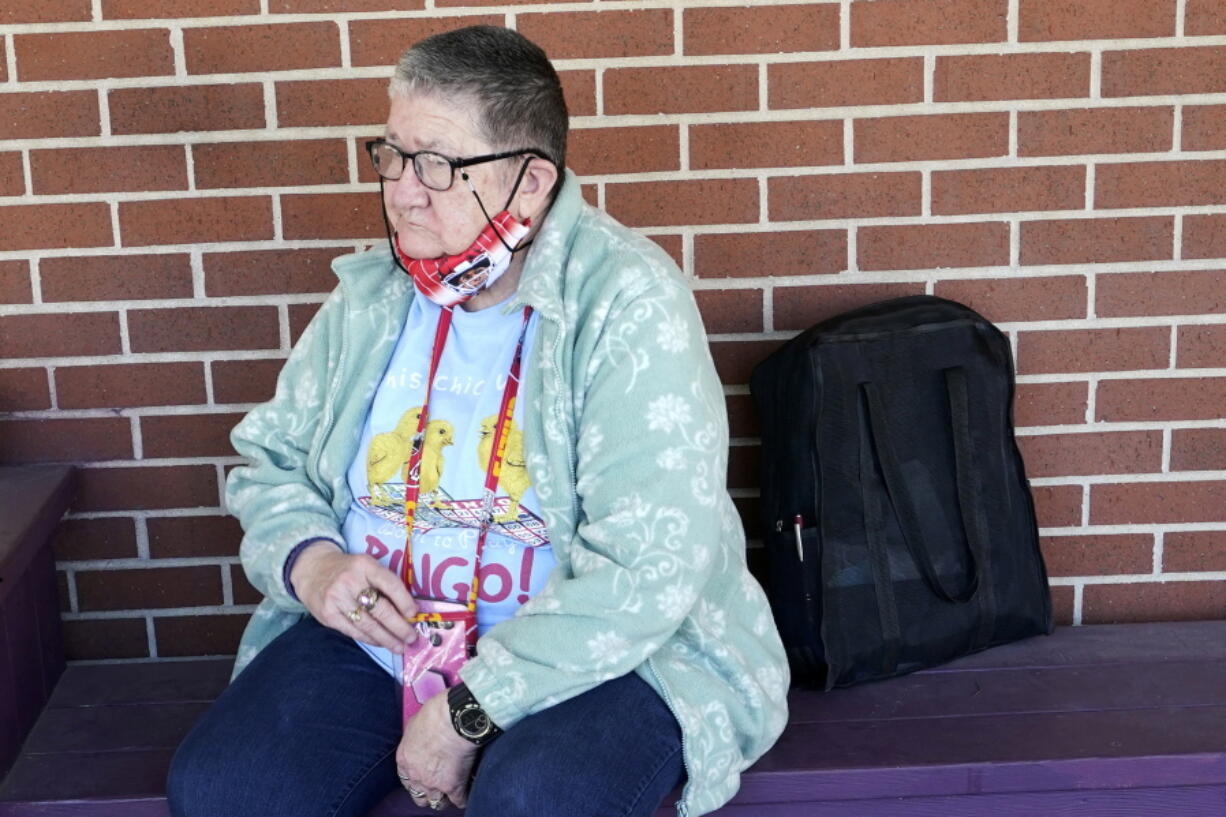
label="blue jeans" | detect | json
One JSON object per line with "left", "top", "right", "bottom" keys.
{"left": 166, "top": 617, "right": 685, "bottom": 817}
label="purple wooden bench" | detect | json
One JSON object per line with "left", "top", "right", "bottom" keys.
{"left": 0, "top": 465, "right": 74, "bottom": 781}
{"left": 3, "top": 618, "right": 1225, "bottom": 816}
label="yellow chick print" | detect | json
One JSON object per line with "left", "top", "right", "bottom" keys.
{"left": 477, "top": 415, "right": 530, "bottom": 523}
{"left": 366, "top": 406, "right": 422, "bottom": 508}
{"left": 416, "top": 419, "right": 454, "bottom": 508}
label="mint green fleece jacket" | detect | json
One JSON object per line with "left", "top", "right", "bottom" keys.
{"left": 224, "top": 171, "right": 789, "bottom": 816}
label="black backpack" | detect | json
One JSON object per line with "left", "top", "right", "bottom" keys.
{"left": 750, "top": 296, "right": 1053, "bottom": 689}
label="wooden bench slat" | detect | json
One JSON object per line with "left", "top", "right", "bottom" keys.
{"left": 0, "top": 797, "right": 168, "bottom": 817}
{"left": 47, "top": 661, "right": 232, "bottom": 709}
{"left": 0, "top": 750, "right": 173, "bottom": 804}
{"left": 788, "top": 658, "right": 1226, "bottom": 723}
{"left": 763, "top": 705, "right": 1226, "bottom": 772}
{"left": 920, "top": 620, "right": 1226, "bottom": 671}
{"left": 5, "top": 622, "right": 1226, "bottom": 816}
{"left": 21, "top": 704, "right": 210, "bottom": 755}
{"left": 701, "top": 783, "right": 1226, "bottom": 816}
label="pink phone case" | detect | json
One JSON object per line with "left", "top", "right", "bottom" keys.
{"left": 401, "top": 598, "right": 475, "bottom": 724}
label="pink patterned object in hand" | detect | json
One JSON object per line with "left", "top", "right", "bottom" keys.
{"left": 401, "top": 598, "right": 476, "bottom": 724}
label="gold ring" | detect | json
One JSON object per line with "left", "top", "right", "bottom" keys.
{"left": 347, "top": 608, "right": 363, "bottom": 623}
{"left": 356, "top": 586, "right": 381, "bottom": 612}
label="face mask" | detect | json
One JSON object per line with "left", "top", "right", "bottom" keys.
{"left": 382, "top": 156, "right": 536, "bottom": 307}
{"left": 393, "top": 211, "right": 531, "bottom": 307}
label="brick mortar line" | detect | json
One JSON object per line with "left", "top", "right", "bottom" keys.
{"left": 63, "top": 508, "right": 233, "bottom": 520}
{"left": 6, "top": 408, "right": 1223, "bottom": 438}
{"left": 130, "top": 415, "right": 142, "bottom": 461}
{"left": 4, "top": 34, "right": 16, "bottom": 83}
{"left": 1015, "top": 420, "right": 1226, "bottom": 435}
{"left": 1154, "top": 531, "right": 1166, "bottom": 574}
{"left": 183, "top": 144, "right": 196, "bottom": 193}
{"left": 9, "top": 283, "right": 1226, "bottom": 318}
{"left": 1017, "top": 369, "right": 1226, "bottom": 383}
{"left": 1023, "top": 523, "right": 1226, "bottom": 535}
{"left": 7, "top": 41, "right": 1226, "bottom": 98}
{"left": 90, "top": 0, "right": 102, "bottom": 22}
{"left": 169, "top": 27, "right": 186, "bottom": 78}
{"left": 9, "top": 131, "right": 1226, "bottom": 168}
{"left": 1177, "top": 0, "right": 1188, "bottom": 38}
{"left": 0, "top": 4, "right": 613, "bottom": 36}
{"left": 61, "top": 605, "right": 257, "bottom": 620}
{"left": 1162, "top": 427, "right": 1173, "bottom": 474}
{"left": 3, "top": 20, "right": 1223, "bottom": 56}
{"left": 145, "top": 616, "right": 157, "bottom": 659}
{"left": 3, "top": 97, "right": 1225, "bottom": 146}
{"left": 1071, "top": 585, "right": 1082, "bottom": 626}
{"left": 1007, "top": 0, "right": 1019, "bottom": 43}
{"left": 28, "top": 256, "right": 42, "bottom": 303}
{"left": 220, "top": 561, "right": 233, "bottom": 607}
{"left": 14, "top": 193, "right": 1226, "bottom": 224}
{"left": 1050, "top": 572, "right": 1226, "bottom": 584}
{"left": 338, "top": 19, "right": 352, "bottom": 70}
{"left": 96, "top": 87, "right": 111, "bottom": 137}
{"left": 56, "top": 555, "right": 242, "bottom": 569}
{"left": 66, "top": 569, "right": 79, "bottom": 614}
{"left": 0, "top": 240, "right": 368, "bottom": 260}
{"left": 1028, "top": 472, "right": 1226, "bottom": 486}
{"left": 1173, "top": 212, "right": 1185, "bottom": 261}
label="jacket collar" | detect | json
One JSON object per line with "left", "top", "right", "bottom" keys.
{"left": 328, "top": 169, "right": 584, "bottom": 326}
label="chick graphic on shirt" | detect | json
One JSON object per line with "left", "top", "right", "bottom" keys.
{"left": 365, "top": 406, "right": 422, "bottom": 508}
{"left": 416, "top": 419, "right": 454, "bottom": 507}
{"left": 477, "top": 415, "right": 529, "bottom": 523}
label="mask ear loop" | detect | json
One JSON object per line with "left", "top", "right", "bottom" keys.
{"left": 377, "top": 177, "right": 411, "bottom": 275}
{"left": 461, "top": 156, "right": 536, "bottom": 255}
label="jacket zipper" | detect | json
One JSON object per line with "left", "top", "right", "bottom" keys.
{"left": 646, "top": 657, "right": 693, "bottom": 817}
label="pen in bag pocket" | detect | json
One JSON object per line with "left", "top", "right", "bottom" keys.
{"left": 793, "top": 515, "right": 804, "bottom": 562}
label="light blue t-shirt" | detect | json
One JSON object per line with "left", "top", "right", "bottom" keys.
{"left": 342, "top": 294, "right": 555, "bottom": 678}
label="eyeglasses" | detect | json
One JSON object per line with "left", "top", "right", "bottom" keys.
{"left": 365, "top": 139, "right": 549, "bottom": 192}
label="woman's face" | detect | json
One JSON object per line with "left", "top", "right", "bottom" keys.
{"left": 381, "top": 92, "right": 515, "bottom": 259}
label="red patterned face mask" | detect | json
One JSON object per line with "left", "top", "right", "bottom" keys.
{"left": 392, "top": 211, "right": 531, "bottom": 307}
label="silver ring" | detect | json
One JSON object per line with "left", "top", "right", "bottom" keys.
{"left": 428, "top": 799, "right": 444, "bottom": 811}
{"left": 406, "top": 785, "right": 426, "bottom": 798}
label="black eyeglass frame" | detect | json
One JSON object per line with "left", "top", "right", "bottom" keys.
{"left": 365, "top": 139, "right": 553, "bottom": 191}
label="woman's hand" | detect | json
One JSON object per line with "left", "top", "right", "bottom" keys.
{"left": 290, "top": 541, "right": 418, "bottom": 652}
{"left": 397, "top": 693, "right": 479, "bottom": 810}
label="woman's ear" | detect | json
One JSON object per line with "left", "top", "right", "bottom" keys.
{"left": 514, "top": 157, "right": 559, "bottom": 221}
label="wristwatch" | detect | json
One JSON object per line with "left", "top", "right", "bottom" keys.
{"left": 447, "top": 682, "right": 502, "bottom": 746}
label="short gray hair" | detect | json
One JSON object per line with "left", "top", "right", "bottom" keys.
{"left": 389, "top": 25, "right": 568, "bottom": 172}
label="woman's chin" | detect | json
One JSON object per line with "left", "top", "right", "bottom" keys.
{"left": 393, "top": 231, "right": 445, "bottom": 261}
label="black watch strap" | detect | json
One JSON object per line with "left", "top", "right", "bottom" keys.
{"left": 447, "top": 682, "right": 502, "bottom": 746}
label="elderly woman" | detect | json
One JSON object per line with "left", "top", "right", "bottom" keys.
{"left": 167, "top": 25, "right": 787, "bottom": 817}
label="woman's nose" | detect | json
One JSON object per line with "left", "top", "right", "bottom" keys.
{"left": 387, "top": 170, "right": 430, "bottom": 210}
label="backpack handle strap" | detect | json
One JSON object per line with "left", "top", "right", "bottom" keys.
{"left": 860, "top": 368, "right": 990, "bottom": 606}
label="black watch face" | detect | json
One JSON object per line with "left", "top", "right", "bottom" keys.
{"left": 458, "top": 706, "right": 491, "bottom": 738}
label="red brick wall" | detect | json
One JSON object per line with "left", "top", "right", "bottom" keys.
{"left": 2, "top": 0, "right": 1225, "bottom": 661}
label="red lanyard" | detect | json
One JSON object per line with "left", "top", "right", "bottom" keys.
{"left": 398, "top": 304, "right": 534, "bottom": 614}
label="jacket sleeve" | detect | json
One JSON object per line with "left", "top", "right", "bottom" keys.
{"left": 225, "top": 287, "right": 348, "bottom": 614}
{"left": 460, "top": 270, "right": 731, "bottom": 728}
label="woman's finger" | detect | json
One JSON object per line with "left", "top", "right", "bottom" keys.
{"left": 345, "top": 602, "right": 406, "bottom": 653}
{"left": 365, "top": 595, "right": 417, "bottom": 648}
{"left": 366, "top": 569, "right": 418, "bottom": 629}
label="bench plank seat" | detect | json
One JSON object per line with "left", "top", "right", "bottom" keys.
{"left": 3, "top": 620, "right": 1225, "bottom": 816}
